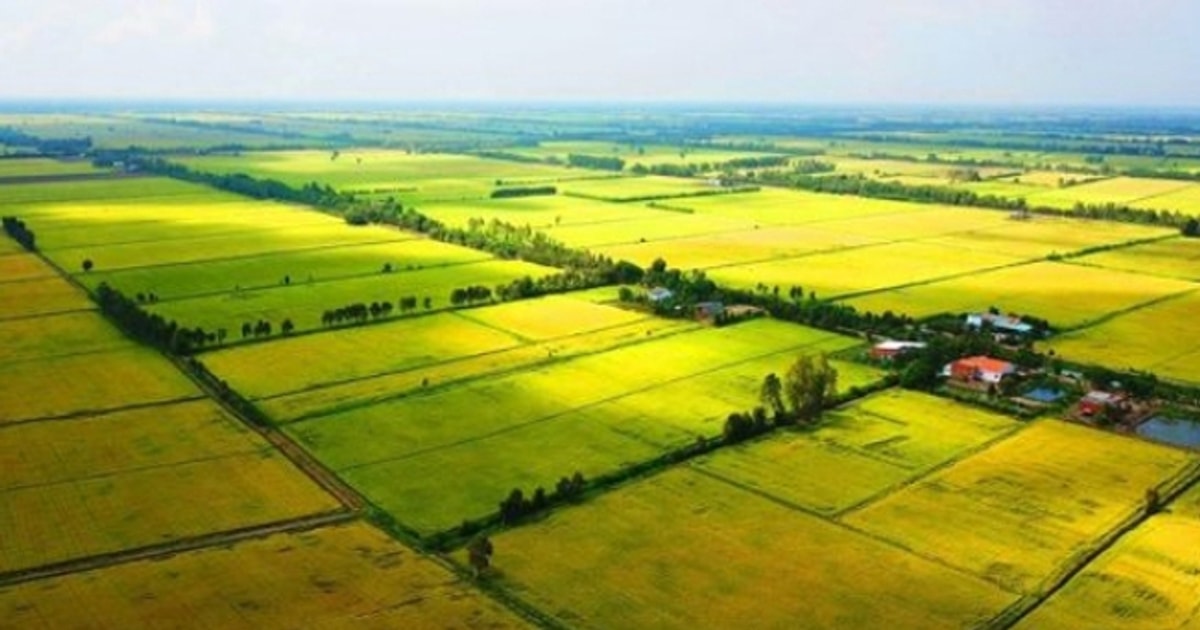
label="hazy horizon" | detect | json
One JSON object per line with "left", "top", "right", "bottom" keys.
{"left": 3, "top": 0, "right": 1199, "bottom": 107}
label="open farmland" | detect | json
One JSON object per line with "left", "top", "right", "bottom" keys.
{"left": 177, "top": 150, "right": 587, "bottom": 203}
{"left": 421, "top": 194, "right": 648, "bottom": 230}
{"left": 1074, "top": 236, "right": 1200, "bottom": 281}
{"left": 0, "top": 157, "right": 101, "bottom": 179}
{"left": 842, "top": 420, "right": 1198, "bottom": 595}
{"left": 1023, "top": 177, "right": 1198, "bottom": 212}
{"left": 847, "top": 260, "right": 1196, "bottom": 326}
{"left": 276, "top": 317, "right": 877, "bottom": 534}
{"left": 478, "top": 467, "right": 1015, "bottom": 630}
{"left": 0, "top": 522, "right": 530, "bottom": 630}
{"left": 692, "top": 390, "right": 1020, "bottom": 514}
{"left": 560, "top": 175, "right": 728, "bottom": 201}
{"left": 1046, "top": 289, "right": 1200, "bottom": 384}
{"left": 503, "top": 140, "right": 781, "bottom": 169}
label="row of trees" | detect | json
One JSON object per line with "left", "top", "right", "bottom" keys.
{"left": 0, "top": 127, "right": 92, "bottom": 156}
{"left": 449, "top": 285, "right": 492, "bottom": 306}
{"left": 567, "top": 153, "right": 625, "bottom": 171}
{"left": 490, "top": 185, "right": 556, "bottom": 198}
{"left": 94, "top": 283, "right": 217, "bottom": 354}
{"left": 754, "top": 171, "right": 1198, "bottom": 230}
{"left": 498, "top": 472, "right": 587, "bottom": 525}
{"left": 2, "top": 216, "right": 35, "bottom": 251}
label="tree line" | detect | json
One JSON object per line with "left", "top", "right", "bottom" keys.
{"left": 567, "top": 153, "right": 625, "bottom": 171}
{"left": 2, "top": 217, "right": 36, "bottom": 251}
{"left": 490, "top": 185, "right": 556, "bottom": 198}
{"left": 94, "top": 283, "right": 219, "bottom": 354}
{"left": 0, "top": 127, "right": 92, "bottom": 156}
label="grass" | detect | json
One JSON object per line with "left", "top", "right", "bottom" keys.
{"left": 846, "top": 261, "right": 1196, "bottom": 326}
{"left": 0, "top": 399, "right": 340, "bottom": 575}
{"left": 692, "top": 390, "right": 1020, "bottom": 515}
{"left": 841, "top": 420, "right": 1197, "bottom": 594}
{"left": 1046, "top": 290, "right": 1200, "bottom": 384}
{"left": 0, "top": 522, "right": 530, "bottom": 629}
{"left": 1074, "top": 236, "right": 1200, "bottom": 281}
{"left": 478, "top": 467, "right": 1015, "bottom": 629}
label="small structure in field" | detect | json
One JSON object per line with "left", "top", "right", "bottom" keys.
{"left": 1078, "top": 390, "right": 1130, "bottom": 418}
{"left": 647, "top": 287, "right": 674, "bottom": 303}
{"left": 943, "top": 355, "right": 1016, "bottom": 385}
{"left": 694, "top": 301, "right": 726, "bottom": 322}
{"left": 966, "top": 312, "right": 1034, "bottom": 337}
{"left": 870, "top": 340, "right": 926, "bottom": 362}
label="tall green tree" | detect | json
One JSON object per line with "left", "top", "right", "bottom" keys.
{"left": 784, "top": 354, "right": 838, "bottom": 423}
{"left": 759, "top": 373, "right": 785, "bottom": 419}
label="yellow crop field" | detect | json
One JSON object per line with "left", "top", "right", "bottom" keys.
{"left": 0, "top": 347, "right": 200, "bottom": 425}
{"left": 0, "top": 157, "right": 101, "bottom": 178}
{"left": 544, "top": 212, "right": 751, "bottom": 248}
{"left": 481, "top": 468, "right": 1015, "bottom": 629}
{"left": 710, "top": 241, "right": 1020, "bottom": 299}
{"left": 201, "top": 310, "right": 522, "bottom": 400}
{"left": 560, "top": 175, "right": 719, "bottom": 200}
{"left": 597, "top": 223, "right": 879, "bottom": 269}
{"left": 421, "top": 194, "right": 646, "bottom": 230}
{"left": 692, "top": 390, "right": 1018, "bottom": 514}
{"left": 0, "top": 252, "right": 55, "bottom": 282}
{"left": 0, "top": 522, "right": 530, "bottom": 629}
{"left": 454, "top": 293, "right": 647, "bottom": 341}
{"left": 842, "top": 420, "right": 1197, "bottom": 594}
{"left": 677, "top": 188, "right": 944, "bottom": 226}
{"left": 1025, "top": 177, "right": 1194, "bottom": 210}
{"left": 1046, "top": 290, "right": 1200, "bottom": 383}
{"left": 1171, "top": 481, "right": 1200, "bottom": 519}
{"left": 925, "top": 217, "right": 1172, "bottom": 260}
{"left": 0, "top": 399, "right": 340, "bottom": 574}
{"left": 260, "top": 317, "right": 697, "bottom": 422}
{"left": 1016, "top": 515, "right": 1200, "bottom": 629}
{"left": 1134, "top": 183, "right": 1200, "bottom": 215}
{"left": 0, "top": 311, "right": 129, "bottom": 363}
{"left": 1075, "top": 236, "right": 1200, "bottom": 281}
{"left": 847, "top": 261, "right": 1196, "bottom": 326}
{"left": 0, "top": 276, "right": 93, "bottom": 320}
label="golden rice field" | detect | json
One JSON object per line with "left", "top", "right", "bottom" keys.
{"left": 543, "top": 212, "right": 750, "bottom": 248}
{"left": 0, "top": 399, "right": 340, "bottom": 575}
{"left": 421, "top": 194, "right": 647, "bottom": 230}
{"left": 847, "top": 261, "right": 1196, "bottom": 326}
{"left": 455, "top": 292, "right": 648, "bottom": 340}
{"left": 1016, "top": 514, "right": 1200, "bottom": 629}
{"left": 560, "top": 175, "right": 724, "bottom": 201}
{"left": 0, "top": 275, "right": 93, "bottom": 320}
{"left": 0, "top": 252, "right": 56, "bottom": 282}
{"left": 596, "top": 223, "right": 878, "bottom": 269}
{"left": 691, "top": 390, "right": 1020, "bottom": 514}
{"left": 1074, "top": 236, "right": 1200, "bottom": 281}
{"left": 0, "top": 311, "right": 129, "bottom": 363}
{"left": 923, "top": 216, "right": 1172, "bottom": 260}
{"left": 1133, "top": 182, "right": 1200, "bottom": 215}
{"left": 0, "top": 157, "right": 102, "bottom": 178}
{"left": 0, "top": 347, "right": 200, "bottom": 425}
{"left": 480, "top": 467, "right": 1015, "bottom": 630}
{"left": 0, "top": 522, "right": 530, "bottom": 630}
{"left": 1045, "top": 289, "right": 1200, "bottom": 384}
{"left": 1024, "top": 177, "right": 1195, "bottom": 211}
{"left": 505, "top": 140, "right": 776, "bottom": 169}
{"left": 842, "top": 420, "right": 1198, "bottom": 595}
{"left": 674, "top": 187, "right": 933, "bottom": 225}
{"left": 709, "top": 240, "right": 1021, "bottom": 299}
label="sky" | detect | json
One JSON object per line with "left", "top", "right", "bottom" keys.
{"left": 1, "top": 0, "right": 1197, "bottom": 106}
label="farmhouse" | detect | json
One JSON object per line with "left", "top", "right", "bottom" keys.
{"left": 942, "top": 355, "right": 1016, "bottom": 384}
{"left": 1078, "top": 390, "right": 1130, "bottom": 417}
{"left": 870, "top": 340, "right": 926, "bottom": 361}
{"left": 694, "top": 301, "right": 725, "bottom": 321}
{"left": 966, "top": 312, "right": 1034, "bottom": 336}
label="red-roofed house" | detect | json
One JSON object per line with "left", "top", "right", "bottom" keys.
{"left": 942, "top": 355, "right": 1016, "bottom": 384}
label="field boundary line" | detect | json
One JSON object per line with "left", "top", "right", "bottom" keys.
{"left": 0, "top": 306, "right": 96, "bottom": 324}
{"left": 833, "top": 420, "right": 1028, "bottom": 518}
{"left": 1054, "top": 285, "right": 1199, "bottom": 334}
{"left": 0, "top": 510, "right": 357, "bottom": 589}
{"left": 830, "top": 257, "right": 1039, "bottom": 302}
{"left": 0, "top": 394, "right": 206, "bottom": 430}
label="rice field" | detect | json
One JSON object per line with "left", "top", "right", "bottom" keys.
{"left": 1074, "top": 236, "right": 1200, "bottom": 281}
{"left": 505, "top": 140, "right": 778, "bottom": 169}
{"left": 560, "top": 175, "right": 725, "bottom": 201}
{"left": 1024, "top": 177, "right": 1196, "bottom": 211}
{"left": 691, "top": 390, "right": 1020, "bottom": 514}
{"left": 1045, "top": 289, "right": 1200, "bottom": 384}
{"left": 0, "top": 399, "right": 340, "bottom": 575}
{"left": 0, "top": 522, "right": 530, "bottom": 629}
{"left": 0, "top": 158, "right": 102, "bottom": 178}
{"left": 842, "top": 420, "right": 1198, "bottom": 595}
{"left": 846, "top": 261, "right": 1196, "bottom": 326}
{"left": 479, "top": 467, "right": 1015, "bottom": 629}
{"left": 421, "top": 194, "right": 648, "bottom": 230}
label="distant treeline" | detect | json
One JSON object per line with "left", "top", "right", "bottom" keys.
{"left": 0, "top": 127, "right": 92, "bottom": 156}
{"left": 567, "top": 153, "right": 625, "bottom": 171}
{"left": 846, "top": 132, "right": 1194, "bottom": 159}
{"left": 2, "top": 216, "right": 36, "bottom": 251}
{"left": 490, "top": 185, "right": 556, "bottom": 198}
